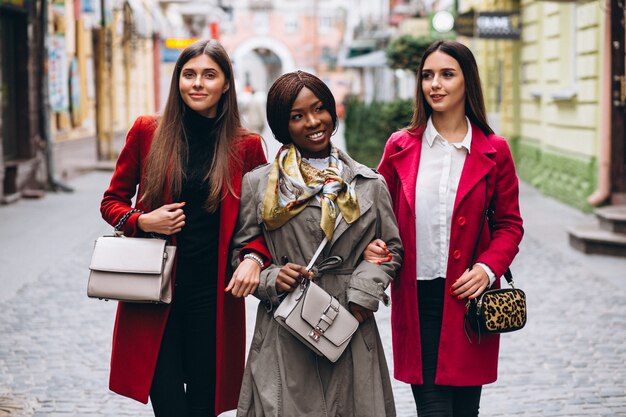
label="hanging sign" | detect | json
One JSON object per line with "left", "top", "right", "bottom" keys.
{"left": 476, "top": 12, "right": 521, "bottom": 39}
{"left": 454, "top": 11, "right": 521, "bottom": 40}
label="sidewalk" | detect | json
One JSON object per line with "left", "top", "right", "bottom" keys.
{"left": 51, "top": 131, "right": 126, "bottom": 183}
{"left": 0, "top": 166, "right": 625, "bottom": 415}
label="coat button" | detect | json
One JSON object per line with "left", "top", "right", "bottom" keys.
{"left": 453, "top": 249, "right": 462, "bottom": 259}
{"left": 457, "top": 216, "right": 466, "bottom": 226}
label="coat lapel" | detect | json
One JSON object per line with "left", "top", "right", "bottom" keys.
{"left": 329, "top": 153, "right": 375, "bottom": 246}
{"left": 390, "top": 133, "right": 422, "bottom": 217}
{"left": 454, "top": 125, "right": 496, "bottom": 209}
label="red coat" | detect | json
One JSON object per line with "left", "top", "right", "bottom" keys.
{"left": 100, "top": 116, "right": 271, "bottom": 414}
{"left": 377, "top": 124, "right": 523, "bottom": 386}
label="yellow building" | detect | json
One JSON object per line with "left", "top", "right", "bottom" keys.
{"left": 516, "top": 0, "right": 604, "bottom": 211}
{"left": 457, "top": 0, "right": 608, "bottom": 211}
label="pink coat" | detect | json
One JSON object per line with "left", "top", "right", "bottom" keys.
{"left": 377, "top": 124, "right": 524, "bottom": 386}
{"left": 100, "top": 116, "right": 271, "bottom": 414}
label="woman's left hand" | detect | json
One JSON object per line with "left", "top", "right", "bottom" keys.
{"left": 226, "top": 258, "right": 261, "bottom": 298}
{"left": 450, "top": 265, "right": 490, "bottom": 300}
{"left": 363, "top": 239, "right": 391, "bottom": 264}
{"left": 349, "top": 302, "right": 374, "bottom": 323}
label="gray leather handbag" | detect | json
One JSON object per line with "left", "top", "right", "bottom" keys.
{"left": 274, "top": 213, "right": 359, "bottom": 363}
{"left": 87, "top": 209, "right": 176, "bottom": 304}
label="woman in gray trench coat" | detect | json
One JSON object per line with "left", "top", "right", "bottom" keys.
{"left": 230, "top": 71, "right": 403, "bottom": 417}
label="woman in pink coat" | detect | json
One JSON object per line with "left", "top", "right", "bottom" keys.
{"left": 366, "top": 40, "right": 523, "bottom": 416}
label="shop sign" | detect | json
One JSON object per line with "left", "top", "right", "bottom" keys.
{"left": 454, "top": 11, "right": 476, "bottom": 37}
{"left": 165, "top": 38, "right": 200, "bottom": 49}
{"left": 476, "top": 12, "right": 521, "bottom": 39}
{"left": 454, "top": 11, "right": 521, "bottom": 40}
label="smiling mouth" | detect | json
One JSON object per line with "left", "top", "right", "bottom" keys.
{"left": 306, "top": 131, "right": 325, "bottom": 140}
{"left": 431, "top": 94, "right": 445, "bottom": 99}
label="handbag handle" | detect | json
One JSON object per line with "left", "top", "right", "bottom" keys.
{"left": 468, "top": 176, "right": 514, "bottom": 286}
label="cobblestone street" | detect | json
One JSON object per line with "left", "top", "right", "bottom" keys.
{"left": 1, "top": 171, "right": 625, "bottom": 416}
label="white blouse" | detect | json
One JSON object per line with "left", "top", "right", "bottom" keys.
{"left": 415, "top": 117, "right": 495, "bottom": 285}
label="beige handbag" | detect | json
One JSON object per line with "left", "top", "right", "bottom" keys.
{"left": 274, "top": 213, "right": 359, "bottom": 363}
{"left": 88, "top": 209, "right": 176, "bottom": 304}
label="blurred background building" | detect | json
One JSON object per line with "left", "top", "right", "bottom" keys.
{"left": 0, "top": 0, "right": 624, "bottom": 254}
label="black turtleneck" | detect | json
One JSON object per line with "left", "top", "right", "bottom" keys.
{"left": 175, "top": 108, "right": 220, "bottom": 287}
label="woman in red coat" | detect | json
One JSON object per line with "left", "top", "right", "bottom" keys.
{"left": 366, "top": 40, "right": 523, "bottom": 416}
{"left": 100, "top": 40, "right": 270, "bottom": 416}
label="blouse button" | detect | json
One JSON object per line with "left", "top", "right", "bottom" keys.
{"left": 457, "top": 216, "right": 466, "bottom": 226}
{"left": 453, "top": 249, "right": 462, "bottom": 260}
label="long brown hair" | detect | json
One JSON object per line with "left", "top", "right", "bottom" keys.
{"left": 266, "top": 70, "right": 338, "bottom": 145}
{"left": 407, "top": 40, "right": 493, "bottom": 136}
{"left": 140, "top": 39, "right": 245, "bottom": 212}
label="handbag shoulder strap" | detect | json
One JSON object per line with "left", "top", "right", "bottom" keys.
{"left": 306, "top": 213, "right": 343, "bottom": 271}
{"left": 304, "top": 177, "right": 356, "bottom": 271}
{"left": 469, "top": 176, "right": 514, "bottom": 286}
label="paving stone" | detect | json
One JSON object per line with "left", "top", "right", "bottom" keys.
{"left": 2, "top": 172, "right": 626, "bottom": 416}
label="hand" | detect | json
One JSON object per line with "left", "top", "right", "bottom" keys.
{"left": 275, "top": 263, "right": 313, "bottom": 294}
{"left": 225, "top": 258, "right": 261, "bottom": 298}
{"left": 349, "top": 302, "right": 374, "bottom": 323}
{"left": 363, "top": 239, "right": 391, "bottom": 264}
{"left": 450, "top": 265, "right": 490, "bottom": 300}
{"left": 137, "top": 202, "right": 186, "bottom": 235}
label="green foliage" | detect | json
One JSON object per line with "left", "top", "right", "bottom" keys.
{"left": 343, "top": 97, "right": 414, "bottom": 168}
{"left": 385, "top": 35, "right": 435, "bottom": 74}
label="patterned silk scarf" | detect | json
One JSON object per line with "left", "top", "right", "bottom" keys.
{"left": 262, "top": 144, "right": 360, "bottom": 240}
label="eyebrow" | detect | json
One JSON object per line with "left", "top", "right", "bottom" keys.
{"left": 290, "top": 99, "right": 323, "bottom": 113}
{"left": 422, "top": 67, "right": 457, "bottom": 72}
{"left": 181, "top": 67, "right": 218, "bottom": 72}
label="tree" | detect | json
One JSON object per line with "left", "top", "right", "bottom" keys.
{"left": 385, "top": 35, "right": 435, "bottom": 75}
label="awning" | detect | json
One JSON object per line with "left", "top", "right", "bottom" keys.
{"left": 340, "top": 50, "right": 388, "bottom": 68}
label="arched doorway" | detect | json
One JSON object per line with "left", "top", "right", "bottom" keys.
{"left": 232, "top": 36, "right": 295, "bottom": 94}
{"left": 233, "top": 37, "right": 296, "bottom": 158}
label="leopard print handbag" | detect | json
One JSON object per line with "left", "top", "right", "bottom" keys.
{"left": 465, "top": 270, "right": 527, "bottom": 336}
{"left": 463, "top": 176, "right": 527, "bottom": 343}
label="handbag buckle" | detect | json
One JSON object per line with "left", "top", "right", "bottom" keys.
{"left": 309, "top": 327, "right": 323, "bottom": 342}
{"left": 324, "top": 301, "right": 339, "bottom": 314}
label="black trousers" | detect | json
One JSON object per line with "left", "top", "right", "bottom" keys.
{"left": 150, "top": 281, "right": 217, "bottom": 417}
{"left": 411, "top": 278, "right": 482, "bottom": 417}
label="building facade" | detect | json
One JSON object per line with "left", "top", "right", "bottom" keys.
{"left": 0, "top": 0, "right": 46, "bottom": 202}
{"left": 516, "top": 0, "right": 604, "bottom": 211}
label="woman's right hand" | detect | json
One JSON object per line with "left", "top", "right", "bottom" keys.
{"left": 276, "top": 263, "right": 313, "bottom": 294}
{"left": 137, "top": 202, "right": 186, "bottom": 235}
{"left": 363, "top": 239, "right": 391, "bottom": 264}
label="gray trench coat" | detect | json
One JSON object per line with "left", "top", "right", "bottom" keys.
{"left": 231, "top": 150, "right": 403, "bottom": 417}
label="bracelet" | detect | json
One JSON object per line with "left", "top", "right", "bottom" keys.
{"left": 243, "top": 253, "right": 264, "bottom": 269}
{"left": 114, "top": 208, "right": 144, "bottom": 231}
